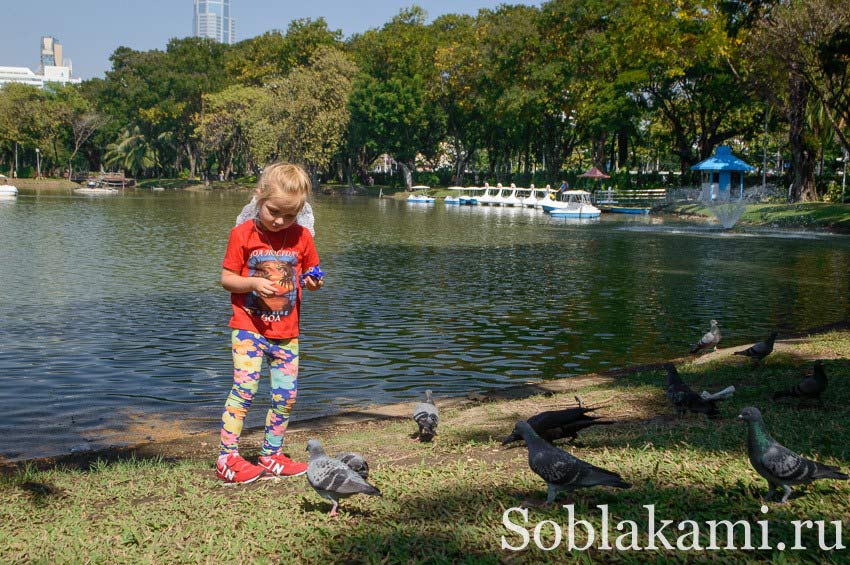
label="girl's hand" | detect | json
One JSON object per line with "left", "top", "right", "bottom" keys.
{"left": 303, "top": 276, "right": 324, "bottom": 291}
{"left": 252, "top": 277, "right": 281, "bottom": 298}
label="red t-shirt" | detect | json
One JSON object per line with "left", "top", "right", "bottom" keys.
{"left": 222, "top": 220, "right": 319, "bottom": 339}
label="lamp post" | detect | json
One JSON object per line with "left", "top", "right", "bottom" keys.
{"left": 35, "top": 148, "right": 40, "bottom": 178}
{"left": 843, "top": 149, "right": 848, "bottom": 203}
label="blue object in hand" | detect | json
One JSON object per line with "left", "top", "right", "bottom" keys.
{"left": 301, "top": 266, "right": 325, "bottom": 287}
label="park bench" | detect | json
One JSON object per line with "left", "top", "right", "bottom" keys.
{"left": 596, "top": 188, "right": 668, "bottom": 207}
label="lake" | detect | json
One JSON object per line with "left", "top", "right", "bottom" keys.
{"left": 1, "top": 190, "right": 848, "bottom": 461}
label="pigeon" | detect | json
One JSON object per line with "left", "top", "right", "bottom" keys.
{"left": 737, "top": 407, "right": 847, "bottom": 503}
{"left": 734, "top": 332, "right": 778, "bottom": 363}
{"left": 664, "top": 363, "right": 721, "bottom": 418}
{"left": 513, "top": 420, "right": 630, "bottom": 504}
{"left": 413, "top": 389, "right": 439, "bottom": 442}
{"left": 501, "top": 406, "right": 614, "bottom": 445}
{"left": 336, "top": 452, "right": 369, "bottom": 480}
{"left": 690, "top": 320, "right": 721, "bottom": 354}
{"left": 773, "top": 361, "right": 828, "bottom": 403}
{"left": 306, "top": 439, "right": 381, "bottom": 516}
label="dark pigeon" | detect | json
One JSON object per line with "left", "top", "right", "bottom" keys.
{"left": 664, "top": 363, "right": 720, "bottom": 418}
{"left": 734, "top": 332, "right": 778, "bottom": 363}
{"left": 773, "top": 361, "right": 828, "bottom": 403}
{"left": 513, "top": 420, "right": 630, "bottom": 504}
{"left": 413, "top": 389, "right": 439, "bottom": 442}
{"left": 306, "top": 439, "right": 381, "bottom": 516}
{"left": 336, "top": 452, "right": 369, "bottom": 480}
{"left": 501, "top": 406, "right": 614, "bottom": 445}
{"left": 738, "top": 407, "right": 847, "bottom": 503}
{"left": 690, "top": 320, "right": 721, "bottom": 354}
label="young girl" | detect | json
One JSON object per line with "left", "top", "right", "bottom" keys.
{"left": 217, "top": 163, "right": 324, "bottom": 484}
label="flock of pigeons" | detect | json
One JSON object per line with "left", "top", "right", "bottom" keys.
{"left": 302, "top": 324, "right": 846, "bottom": 515}
{"left": 303, "top": 390, "right": 440, "bottom": 516}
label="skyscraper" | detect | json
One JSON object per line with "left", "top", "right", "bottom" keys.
{"left": 193, "top": 0, "right": 236, "bottom": 45}
{"left": 40, "top": 36, "right": 63, "bottom": 71}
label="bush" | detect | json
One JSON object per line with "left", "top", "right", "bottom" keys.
{"left": 824, "top": 181, "right": 847, "bottom": 203}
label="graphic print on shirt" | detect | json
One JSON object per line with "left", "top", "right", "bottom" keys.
{"left": 244, "top": 251, "right": 298, "bottom": 322}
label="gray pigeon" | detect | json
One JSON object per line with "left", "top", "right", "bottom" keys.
{"left": 664, "top": 363, "right": 721, "bottom": 418}
{"left": 513, "top": 420, "right": 630, "bottom": 504}
{"left": 773, "top": 361, "right": 828, "bottom": 403}
{"left": 413, "top": 389, "right": 439, "bottom": 442}
{"left": 336, "top": 452, "right": 369, "bottom": 480}
{"left": 306, "top": 439, "right": 381, "bottom": 516}
{"left": 737, "top": 407, "right": 847, "bottom": 503}
{"left": 734, "top": 332, "right": 778, "bottom": 363}
{"left": 690, "top": 320, "right": 721, "bottom": 354}
{"left": 501, "top": 406, "right": 614, "bottom": 445}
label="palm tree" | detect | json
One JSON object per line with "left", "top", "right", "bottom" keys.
{"left": 103, "top": 127, "right": 155, "bottom": 178}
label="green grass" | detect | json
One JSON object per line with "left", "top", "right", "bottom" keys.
{"left": 2, "top": 332, "right": 849, "bottom": 562}
{"left": 667, "top": 202, "right": 850, "bottom": 232}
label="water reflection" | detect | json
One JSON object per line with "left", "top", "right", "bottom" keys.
{"left": 0, "top": 192, "right": 848, "bottom": 460}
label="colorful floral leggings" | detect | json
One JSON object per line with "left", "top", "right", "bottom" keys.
{"left": 219, "top": 329, "right": 298, "bottom": 456}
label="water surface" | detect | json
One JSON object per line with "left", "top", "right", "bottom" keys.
{"left": 1, "top": 191, "right": 848, "bottom": 460}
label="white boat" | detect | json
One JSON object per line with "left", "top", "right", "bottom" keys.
{"left": 458, "top": 186, "right": 482, "bottom": 205}
{"left": 407, "top": 185, "right": 435, "bottom": 203}
{"left": 534, "top": 185, "right": 554, "bottom": 208}
{"left": 541, "top": 190, "right": 601, "bottom": 218}
{"left": 491, "top": 184, "right": 508, "bottom": 206}
{"left": 521, "top": 185, "right": 551, "bottom": 208}
{"left": 75, "top": 187, "right": 119, "bottom": 195}
{"left": 477, "top": 184, "right": 498, "bottom": 205}
{"left": 0, "top": 174, "right": 16, "bottom": 198}
{"left": 444, "top": 186, "right": 464, "bottom": 205}
{"left": 502, "top": 184, "right": 522, "bottom": 207}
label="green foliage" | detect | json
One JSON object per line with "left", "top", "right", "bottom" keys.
{"left": 0, "top": 0, "right": 842, "bottom": 191}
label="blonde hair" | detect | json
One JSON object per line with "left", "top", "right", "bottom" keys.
{"left": 256, "top": 163, "right": 312, "bottom": 208}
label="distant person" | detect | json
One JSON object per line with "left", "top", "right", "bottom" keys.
{"left": 216, "top": 162, "right": 324, "bottom": 484}
{"left": 559, "top": 180, "right": 568, "bottom": 192}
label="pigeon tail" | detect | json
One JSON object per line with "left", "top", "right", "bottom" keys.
{"left": 812, "top": 464, "right": 849, "bottom": 481}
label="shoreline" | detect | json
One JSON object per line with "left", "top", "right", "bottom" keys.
{"left": 7, "top": 318, "right": 848, "bottom": 472}
{"left": 3, "top": 322, "right": 848, "bottom": 561}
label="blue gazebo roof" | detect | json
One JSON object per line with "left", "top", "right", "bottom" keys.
{"left": 690, "top": 145, "right": 754, "bottom": 172}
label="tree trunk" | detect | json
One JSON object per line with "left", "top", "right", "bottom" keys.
{"left": 617, "top": 127, "right": 629, "bottom": 172}
{"left": 184, "top": 143, "right": 197, "bottom": 179}
{"left": 787, "top": 74, "right": 817, "bottom": 202}
{"left": 398, "top": 161, "right": 413, "bottom": 189}
{"left": 591, "top": 134, "right": 607, "bottom": 169}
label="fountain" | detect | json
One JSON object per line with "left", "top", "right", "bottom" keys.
{"left": 700, "top": 189, "right": 748, "bottom": 229}
{"left": 692, "top": 146, "right": 754, "bottom": 229}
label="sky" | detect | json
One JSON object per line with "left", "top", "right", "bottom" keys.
{"left": 2, "top": 1, "right": 540, "bottom": 80}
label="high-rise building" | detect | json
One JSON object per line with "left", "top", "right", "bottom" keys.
{"left": 0, "top": 36, "right": 79, "bottom": 88}
{"left": 193, "top": 0, "right": 236, "bottom": 45}
{"left": 40, "top": 36, "right": 63, "bottom": 72}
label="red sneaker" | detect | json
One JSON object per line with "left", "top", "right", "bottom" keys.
{"left": 258, "top": 453, "right": 308, "bottom": 478}
{"left": 216, "top": 453, "right": 265, "bottom": 484}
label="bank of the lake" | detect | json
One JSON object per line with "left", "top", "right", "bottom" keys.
{"left": 662, "top": 201, "right": 850, "bottom": 234}
{"left": 2, "top": 328, "right": 847, "bottom": 562}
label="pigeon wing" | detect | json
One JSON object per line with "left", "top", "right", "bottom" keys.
{"left": 760, "top": 443, "right": 813, "bottom": 482}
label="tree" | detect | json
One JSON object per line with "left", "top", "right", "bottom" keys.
{"left": 195, "top": 85, "right": 266, "bottom": 176}
{"left": 52, "top": 85, "right": 108, "bottom": 178}
{"left": 0, "top": 83, "right": 58, "bottom": 176}
{"left": 346, "top": 7, "right": 445, "bottom": 187}
{"left": 255, "top": 47, "right": 357, "bottom": 179}
{"left": 225, "top": 19, "right": 343, "bottom": 87}
{"left": 610, "top": 0, "right": 762, "bottom": 172}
